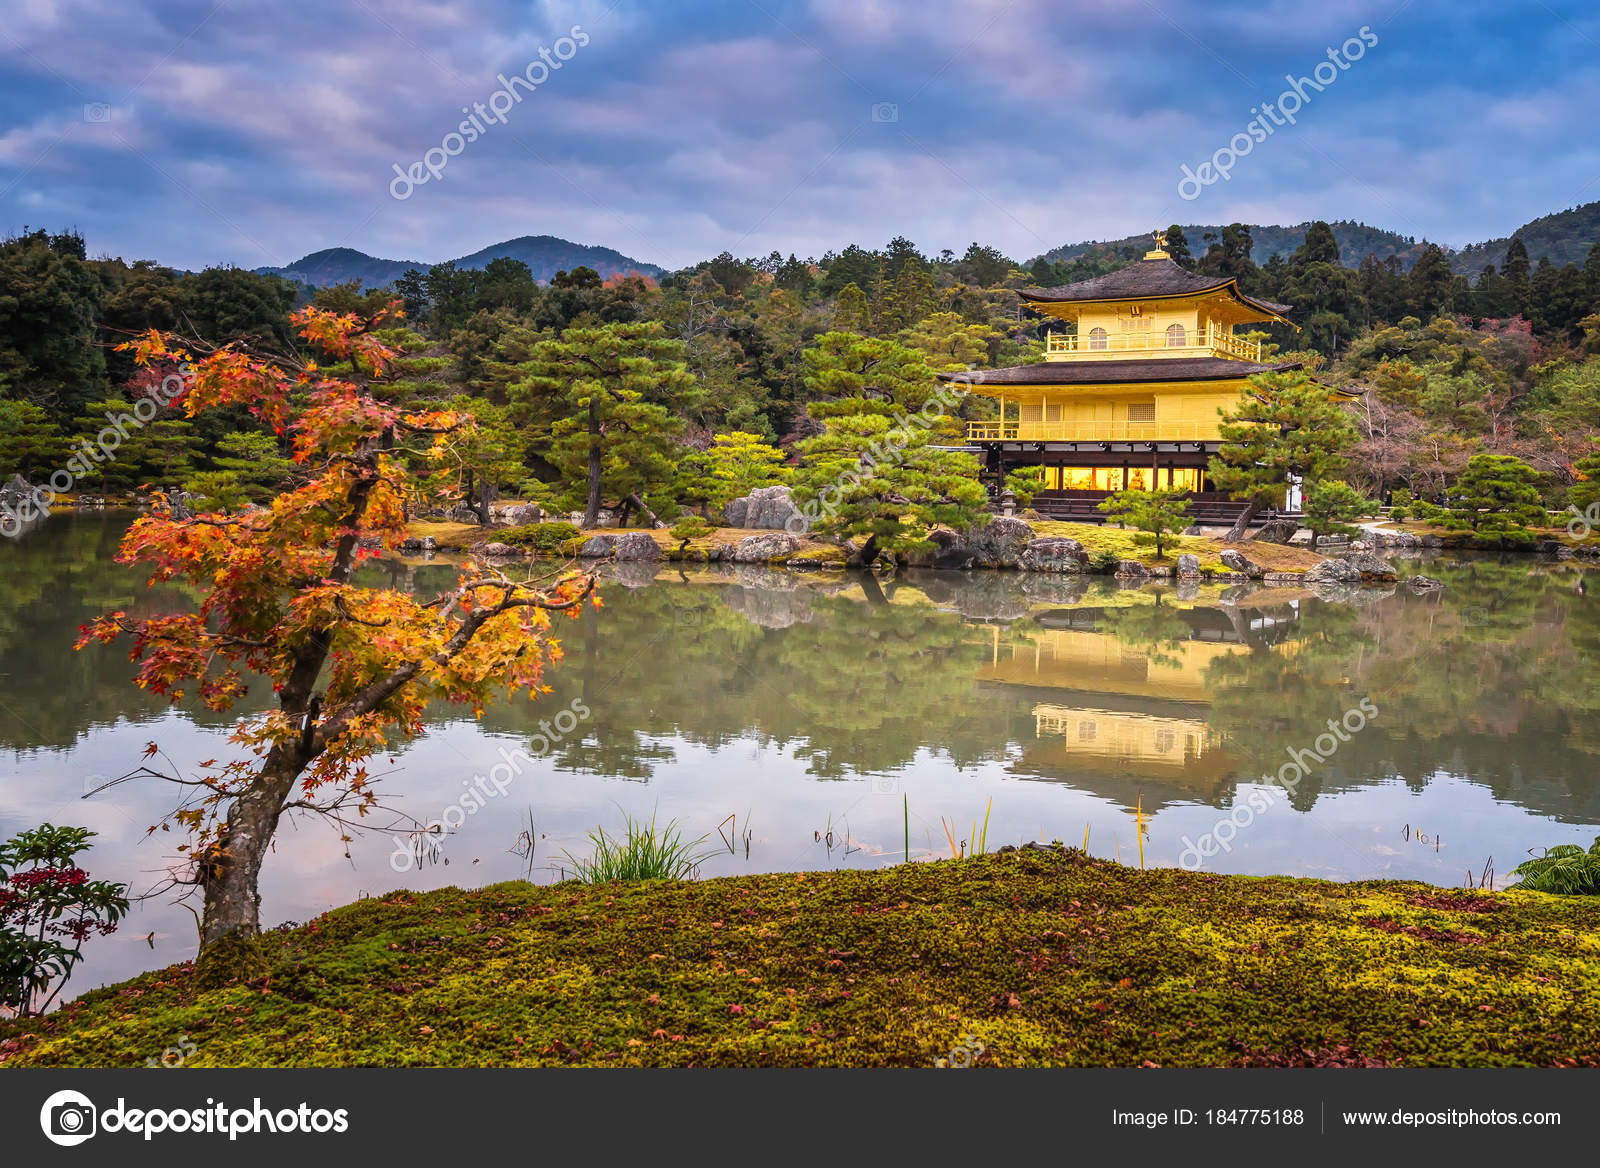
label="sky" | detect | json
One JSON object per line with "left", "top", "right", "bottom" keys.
{"left": 2, "top": 0, "right": 1598, "bottom": 273}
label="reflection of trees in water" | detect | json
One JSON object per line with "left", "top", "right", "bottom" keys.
{"left": 0, "top": 513, "right": 250, "bottom": 750}
{"left": 1097, "top": 593, "right": 1195, "bottom": 671}
{"left": 477, "top": 577, "right": 1005, "bottom": 780}
{"left": 8, "top": 517, "right": 1600, "bottom": 823}
{"left": 1203, "top": 559, "right": 1600, "bottom": 820}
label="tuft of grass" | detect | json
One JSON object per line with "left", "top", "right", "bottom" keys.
{"left": 563, "top": 813, "right": 709, "bottom": 883}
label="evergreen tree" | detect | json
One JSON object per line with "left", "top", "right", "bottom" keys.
{"left": 0, "top": 398, "right": 68, "bottom": 479}
{"left": 1501, "top": 237, "right": 1532, "bottom": 315}
{"left": 510, "top": 322, "right": 699, "bottom": 527}
{"left": 1439, "top": 452, "right": 1547, "bottom": 546}
{"left": 1209, "top": 369, "right": 1359, "bottom": 538}
{"left": 1164, "top": 224, "right": 1193, "bottom": 268}
{"left": 1096, "top": 487, "right": 1189, "bottom": 558}
{"left": 1405, "top": 243, "right": 1455, "bottom": 322}
{"left": 1301, "top": 480, "right": 1369, "bottom": 549}
{"left": 790, "top": 334, "right": 985, "bottom": 566}
{"left": 833, "top": 282, "right": 873, "bottom": 334}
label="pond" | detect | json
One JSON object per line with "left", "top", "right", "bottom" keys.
{"left": 3, "top": 512, "right": 1598, "bottom": 997}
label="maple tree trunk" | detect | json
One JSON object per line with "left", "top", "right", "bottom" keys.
{"left": 193, "top": 748, "right": 304, "bottom": 984}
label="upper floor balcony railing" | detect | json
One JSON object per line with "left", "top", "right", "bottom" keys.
{"left": 1045, "top": 323, "right": 1262, "bottom": 364}
{"left": 965, "top": 420, "right": 1220, "bottom": 443}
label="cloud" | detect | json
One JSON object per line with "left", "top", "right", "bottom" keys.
{"left": 0, "top": 0, "right": 1592, "bottom": 271}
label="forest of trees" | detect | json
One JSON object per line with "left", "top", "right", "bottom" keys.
{"left": 2, "top": 218, "right": 1599, "bottom": 523}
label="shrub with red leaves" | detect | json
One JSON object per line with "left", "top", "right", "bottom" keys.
{"left": 1, "top": 825, "right": 128, "bottom": 1017}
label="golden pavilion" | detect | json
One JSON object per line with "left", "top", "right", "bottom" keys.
{"left": 939, "top": 233, "right": 1327, "bottom": 525}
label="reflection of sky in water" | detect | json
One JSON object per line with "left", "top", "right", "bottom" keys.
{"left": 1, "top": 515, "right": 1597, "bottom": 1000}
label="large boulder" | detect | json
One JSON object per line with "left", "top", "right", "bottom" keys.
{"left": 501, "top": 503, "right": 543, "bottom": 526}
{"left": 1251, "top": 518, "right": 1300, "bottom": 545}
{"left": 479, "top": 541, "right": 521, "bottom": 559}
{"left": 1115, "top": 560, "right": 1150, "bottom": 579}
{"left": 931, "top": 546, "right": 977, "bottom": 570}
{"left": 1176, "top": 552, "right": 1201, "bottom": 578}
{"left": 611, "top": 531, "right": 662, "bottom": 561}
{"left": 1405, "top": 575, "right": 1445, "bottom": 593}
{"left": 725, "top": 485, "right": 802, "bottom": 532}
{"left": 732, "top": 532, "right": 800, "bottom": 563}
{"left": 1345, "top": 551, "right": 1398, "bottom": 582}
{"left": 963, "top": 516, "right": 1035, "bottom": 568}
{"left": 1019, "top": 537, "right": 1088, "bottom": 573}
{"left": 1219, "top": 548, "right": 1252, "bottom": 573}
{"left": 1305, "top": 557, "right": 1361, "bottom": 585}
{"left": 577, "top": 534, "right": 616, "bottom": 558}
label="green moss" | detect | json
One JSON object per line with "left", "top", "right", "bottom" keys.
{"left": 5, "top": 853, "right": 1599, "bottom": 1068}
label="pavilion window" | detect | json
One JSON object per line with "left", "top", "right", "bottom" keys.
{"left": 1089, "top": 327, "right": 1108, "bottom": 350}
{"left": 1165, "top": 323, "right": 1187, "bottom": 347}
{"left": 1126, "top": 400, "right": 1155, "bottom": 423}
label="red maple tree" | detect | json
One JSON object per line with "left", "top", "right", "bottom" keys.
{"left": 78, "top": 304, "right": 596, "bottom": 974}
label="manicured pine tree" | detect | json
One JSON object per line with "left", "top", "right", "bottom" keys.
{"left": 510, "top": 322, "right": 699, "bottom": 528}
{"left": 1301, "top": 480, "right": 1370, "bottom": 549}
{"left": 1441, "top": 453, "right": 1548, "bottom": 546}
{"left": 1209, "top": 369, "right": 1359, "bottom": 539}
{"left": 790, "top": 333, "right": 986, "bottom": 567}
{"left": 1096, "top": 487, "right": 1190, "bottom": 559}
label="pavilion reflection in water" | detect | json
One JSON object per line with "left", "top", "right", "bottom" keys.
{"left": 973, "top": 601, "right": 1303, "bottom": 806}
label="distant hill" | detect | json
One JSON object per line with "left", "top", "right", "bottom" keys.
{"left": 258, "top": 235, "right": 663, "bottom": 288}
{"left": 1450, "top": 200, "right": 1600, "bottom": 277}
{"left": 1035, "top": 220, "right": 1425, "bottom": 270}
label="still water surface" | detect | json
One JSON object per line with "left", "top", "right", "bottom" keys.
{"left": 3, "top": 513, "right": 1597, "bottom": 995}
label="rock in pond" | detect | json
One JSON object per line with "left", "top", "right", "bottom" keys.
{"left": 1019, "top": 537, "right": 1088, "bottom": 573}
{"left": 732, "top": 532, "right": 800, "bottom": 563}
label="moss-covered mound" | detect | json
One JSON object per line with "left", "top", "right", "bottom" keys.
{"left": 5, "top": 851, "right": 1599, "bottom": 1068}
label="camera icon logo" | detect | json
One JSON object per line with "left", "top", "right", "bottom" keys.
{"left": 83, "top": 103, "right": 112, "bottom": 123}
{"left": 870, "top": 102, "right": 898, "bottom": 123}
{"left": 869, "top": 774, "right": 899, "bottom": 795}
{"left": 40, "top": 1089, "right": 97, "bottom": 1146}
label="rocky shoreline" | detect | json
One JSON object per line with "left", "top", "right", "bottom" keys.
{"left": 448, "top": 511, "right": 1458, "bottom": 604}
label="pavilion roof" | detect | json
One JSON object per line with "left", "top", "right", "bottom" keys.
{"left": 936, "top": 357, "right": 1301, "bottom": 387}
{"left": 1020, "top": 257, "right": 1292, "bottom": 318}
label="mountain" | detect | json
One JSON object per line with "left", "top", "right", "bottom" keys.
{"left": 1450, "top": 200, "right": 1600, "bottom": 277}
{"left": 257, "top": 247, "right": 424, "bottom": 289}
{"left": 257, "top": 235, "right": 663, "bottom": 288}
{"left": 1034, "top": 220, "right": 1424, "bottom": 270}
{"left": 1035, "top": 202, "right": 1600, "bottom": 280}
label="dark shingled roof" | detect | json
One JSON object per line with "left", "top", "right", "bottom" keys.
{"left": 1020, "top": 257, "right": 1292, "bottom": 317}
{"left": 937, "top": 358, "right": 1302, "bottom": 387}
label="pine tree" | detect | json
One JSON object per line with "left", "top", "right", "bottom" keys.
{"left": 1096, "top": 487, "right": 1190, "bottom": 558}
{"left": 1301, "top": 480, "right": 1370, "bottom": 549}
{"left": 790, "top": 334, "right": 985, "bottom": 566}
{"left": 1209, "top": 369, "right": 1358, "bottom": 538}
{"left": 833, "top": 282, "right": 873, "bottom": 334}
{"left": 1441, "top": 453, "right": 1547, "bottom": 546}
{"left": 510, "top": 323, "right": 699, "bottom": 527}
